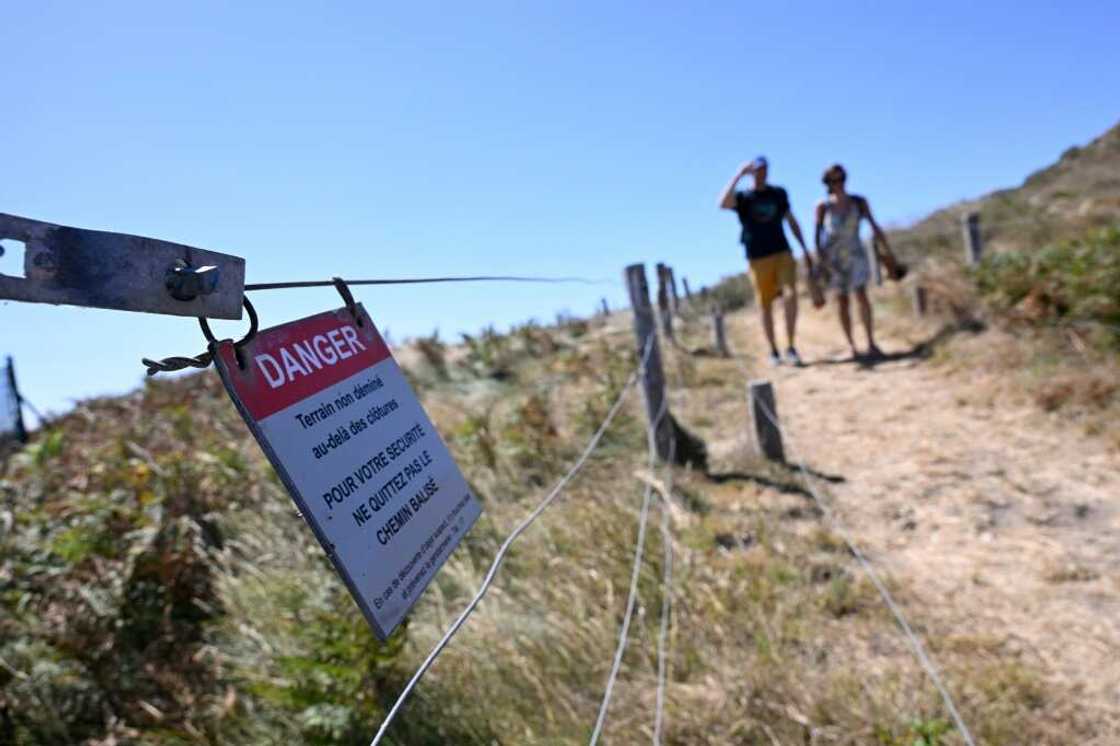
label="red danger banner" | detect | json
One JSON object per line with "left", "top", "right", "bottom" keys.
{"left": 213, "top": 304, "right": 481, "bottom": 639}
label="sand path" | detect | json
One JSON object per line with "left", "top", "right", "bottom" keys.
{"left": 719, "top": 303, "right": 1120, "bottom": 735}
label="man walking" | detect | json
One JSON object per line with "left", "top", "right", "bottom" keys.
{"left": 719, "top": 157, "right": 813, "bottom": 366}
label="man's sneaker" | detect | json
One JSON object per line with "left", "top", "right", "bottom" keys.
{"left": 784, "top": 347, "right": 803, "bottom": 366}
{"left": 768, "top": 351, "right": 782, "bottom": 367}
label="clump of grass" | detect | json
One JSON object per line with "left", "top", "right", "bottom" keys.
{"left": 964, "top": 660, "right": 1058, "bottom": 743}
{"left": 1032, "top": 372, "right": 1118, "bottom": 412}
{"left": 24, "top": 428, "right": 65, "bottom": 468}
{"left": 821, "top": 573, "right": 875, "bottom": 618}
{"left": 553, "top": 311, "right": 590, "bottom": 338}
{"left": 460, "top": 325, "right": 516, "bottom": 380}
{"left": 453, "top": 410, "right": 499, "bottom": 471}
{"left": 501, "top": 392, "right": 561, "bottom": 483}
{"left": 874, "top": 718, "right": 953, "bottom": 746}
{"left": 812, "top": 526, "right": 848, "bottom": 554}
{"left": 1043, "top": 561, "right": 1099, "bottom": 583}
{"left": 912, "top": 259, "right": 986, "bottom": 326}
{"left": 414, "top": 330, "right": 450, "bottom": 380}
{"left": 512, "top": 319, "right": 559, "bottom": 356}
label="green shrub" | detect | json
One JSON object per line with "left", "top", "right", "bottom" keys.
{"left": 705, "top": 272, "right": 754, "bottom": 311}
{"left": 973, "top": 225, "right": 1120, "bottom": 348}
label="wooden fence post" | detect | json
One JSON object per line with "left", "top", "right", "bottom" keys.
{"left": 962, "top": 212, "right": 983, "bottom": 266}
{"left": 625, "top": 264, "right": 675, "bottom": 462}
{"left": 682, "top": 277, "right": 693, "bottom": 302}
{"left": 666, "top": 266, "right": 680, "bottom": 314}
{"left": 600, "top": 297, "right": 609, "bottom": 316}
{"left": 711, "top": 305, "right": 730, "bottom": 357}
{"left": 748, "top": 380, "right": 784, "bottom": 462}
{"left": 912, "top": 285, "right": 928, "bottom": 317}
{"left": 655, "top": 263, "right": 674, "bottom": 340}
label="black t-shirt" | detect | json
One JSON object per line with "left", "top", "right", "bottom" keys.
{"left": 734, "top": 186, "right": 792, "bottom": 259}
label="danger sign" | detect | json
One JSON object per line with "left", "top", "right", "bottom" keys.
{"left": 212, "top": 304, "right": 482, "bottom": 639}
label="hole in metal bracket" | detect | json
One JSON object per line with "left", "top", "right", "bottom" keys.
{"left": 0, "top": 239, "right": 27, "bottom": 278}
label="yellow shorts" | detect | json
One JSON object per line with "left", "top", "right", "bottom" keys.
{"left": 749, "top": 252, "right": 797, "bottom": 306}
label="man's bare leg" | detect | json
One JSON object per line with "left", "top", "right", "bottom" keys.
{"left": 759, "top": 300, "right": 779, "bottom": 358}
{"left": 855, "top": 287, "right": 880, "bottom": 355}
{"left": 783, "top": 282, "right": 799, "bottom": 350}
{"left": 837, "top": 292, "right": 856, "bottom": 356}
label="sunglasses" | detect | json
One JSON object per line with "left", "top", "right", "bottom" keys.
{"left": 823, "top": 175, "right": 845, "bottom": 185}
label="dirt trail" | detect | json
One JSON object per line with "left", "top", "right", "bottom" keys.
{"left": 723, "top": 302, "right": 1120, "bottom": 734}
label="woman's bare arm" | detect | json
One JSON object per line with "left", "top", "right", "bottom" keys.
{"left": 814, "top": 200, "right": 827, "bottom": 256}
{"left": 858, "top": 196, "right": 892, "bottom": 253}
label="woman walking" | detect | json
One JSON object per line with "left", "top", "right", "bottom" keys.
{"left": 814, "top": 163, "right": 896, "bottom": 359}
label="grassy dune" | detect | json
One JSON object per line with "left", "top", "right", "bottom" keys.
{"left": 4, "top": 302, "right": 1103, "bottom": 745}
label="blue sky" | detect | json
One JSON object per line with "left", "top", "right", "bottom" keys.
{"left": 2, "top": 1, "right": 1118, "bottom": 419}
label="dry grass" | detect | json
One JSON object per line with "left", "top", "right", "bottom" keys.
{"left": 3, "top": 297, "right": 1115, "bottom": 744}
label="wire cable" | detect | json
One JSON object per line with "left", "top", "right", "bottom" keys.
{"left": 589, "top": 484, "right": 653, "bottom": 745}
{"left": 588, "top": 391, "right": 663, "bottom": 746}
{"left": 246, "top": 275, "right": 612, "bottom": 292}
{"left": 17, "top": 395, "right": 44, "bottom": 424}
{"left": 753, "top": 398, "right": 977, "bottom": 746}
{"left": 369, "top": 338, "right": 654, "bottom": 746}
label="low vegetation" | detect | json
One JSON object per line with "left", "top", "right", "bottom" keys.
{"left": 2, "top": 301, "right": 1093, "bottom": 744}
{"left": 973, "top": 225, "right": 1120, "bottom": 348}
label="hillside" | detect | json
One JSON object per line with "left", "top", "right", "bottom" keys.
{"left": 889, "top": 120, "right": 1120, "bottom": 261}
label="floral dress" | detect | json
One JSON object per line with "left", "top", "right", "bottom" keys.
{"left": 821, "top": 197, "right": 872, "bottom": 292}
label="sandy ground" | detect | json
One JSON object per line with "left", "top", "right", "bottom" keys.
{"left": 710, "top": 299, "right": 1120, "bottom": 737}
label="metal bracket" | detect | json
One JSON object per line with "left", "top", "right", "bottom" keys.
{"left": 0, "top": 212, "right": 245, "bottom": 319}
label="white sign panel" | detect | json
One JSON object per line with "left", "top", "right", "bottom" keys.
{"left": 213, "top": 304, "right": 482, "bottom": 639}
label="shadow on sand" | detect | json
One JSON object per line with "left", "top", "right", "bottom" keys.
{"left": 805, "top": 319, "right": 985, "bottom": 370}
{"left": 707, "top": 461, "right": 845, "bottom": 499}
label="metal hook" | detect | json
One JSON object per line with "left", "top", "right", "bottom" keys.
{"left": 199, "top": 296, "right": 259, "bottom": 349}
{"left": 332, "top": 277, "right": 363, "bottom": 326}
{"left": 200, "top": 296, "right": 259, "bottom": 370}
{"left": 142, "top": 297, "right": 259, "bottom": 375}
